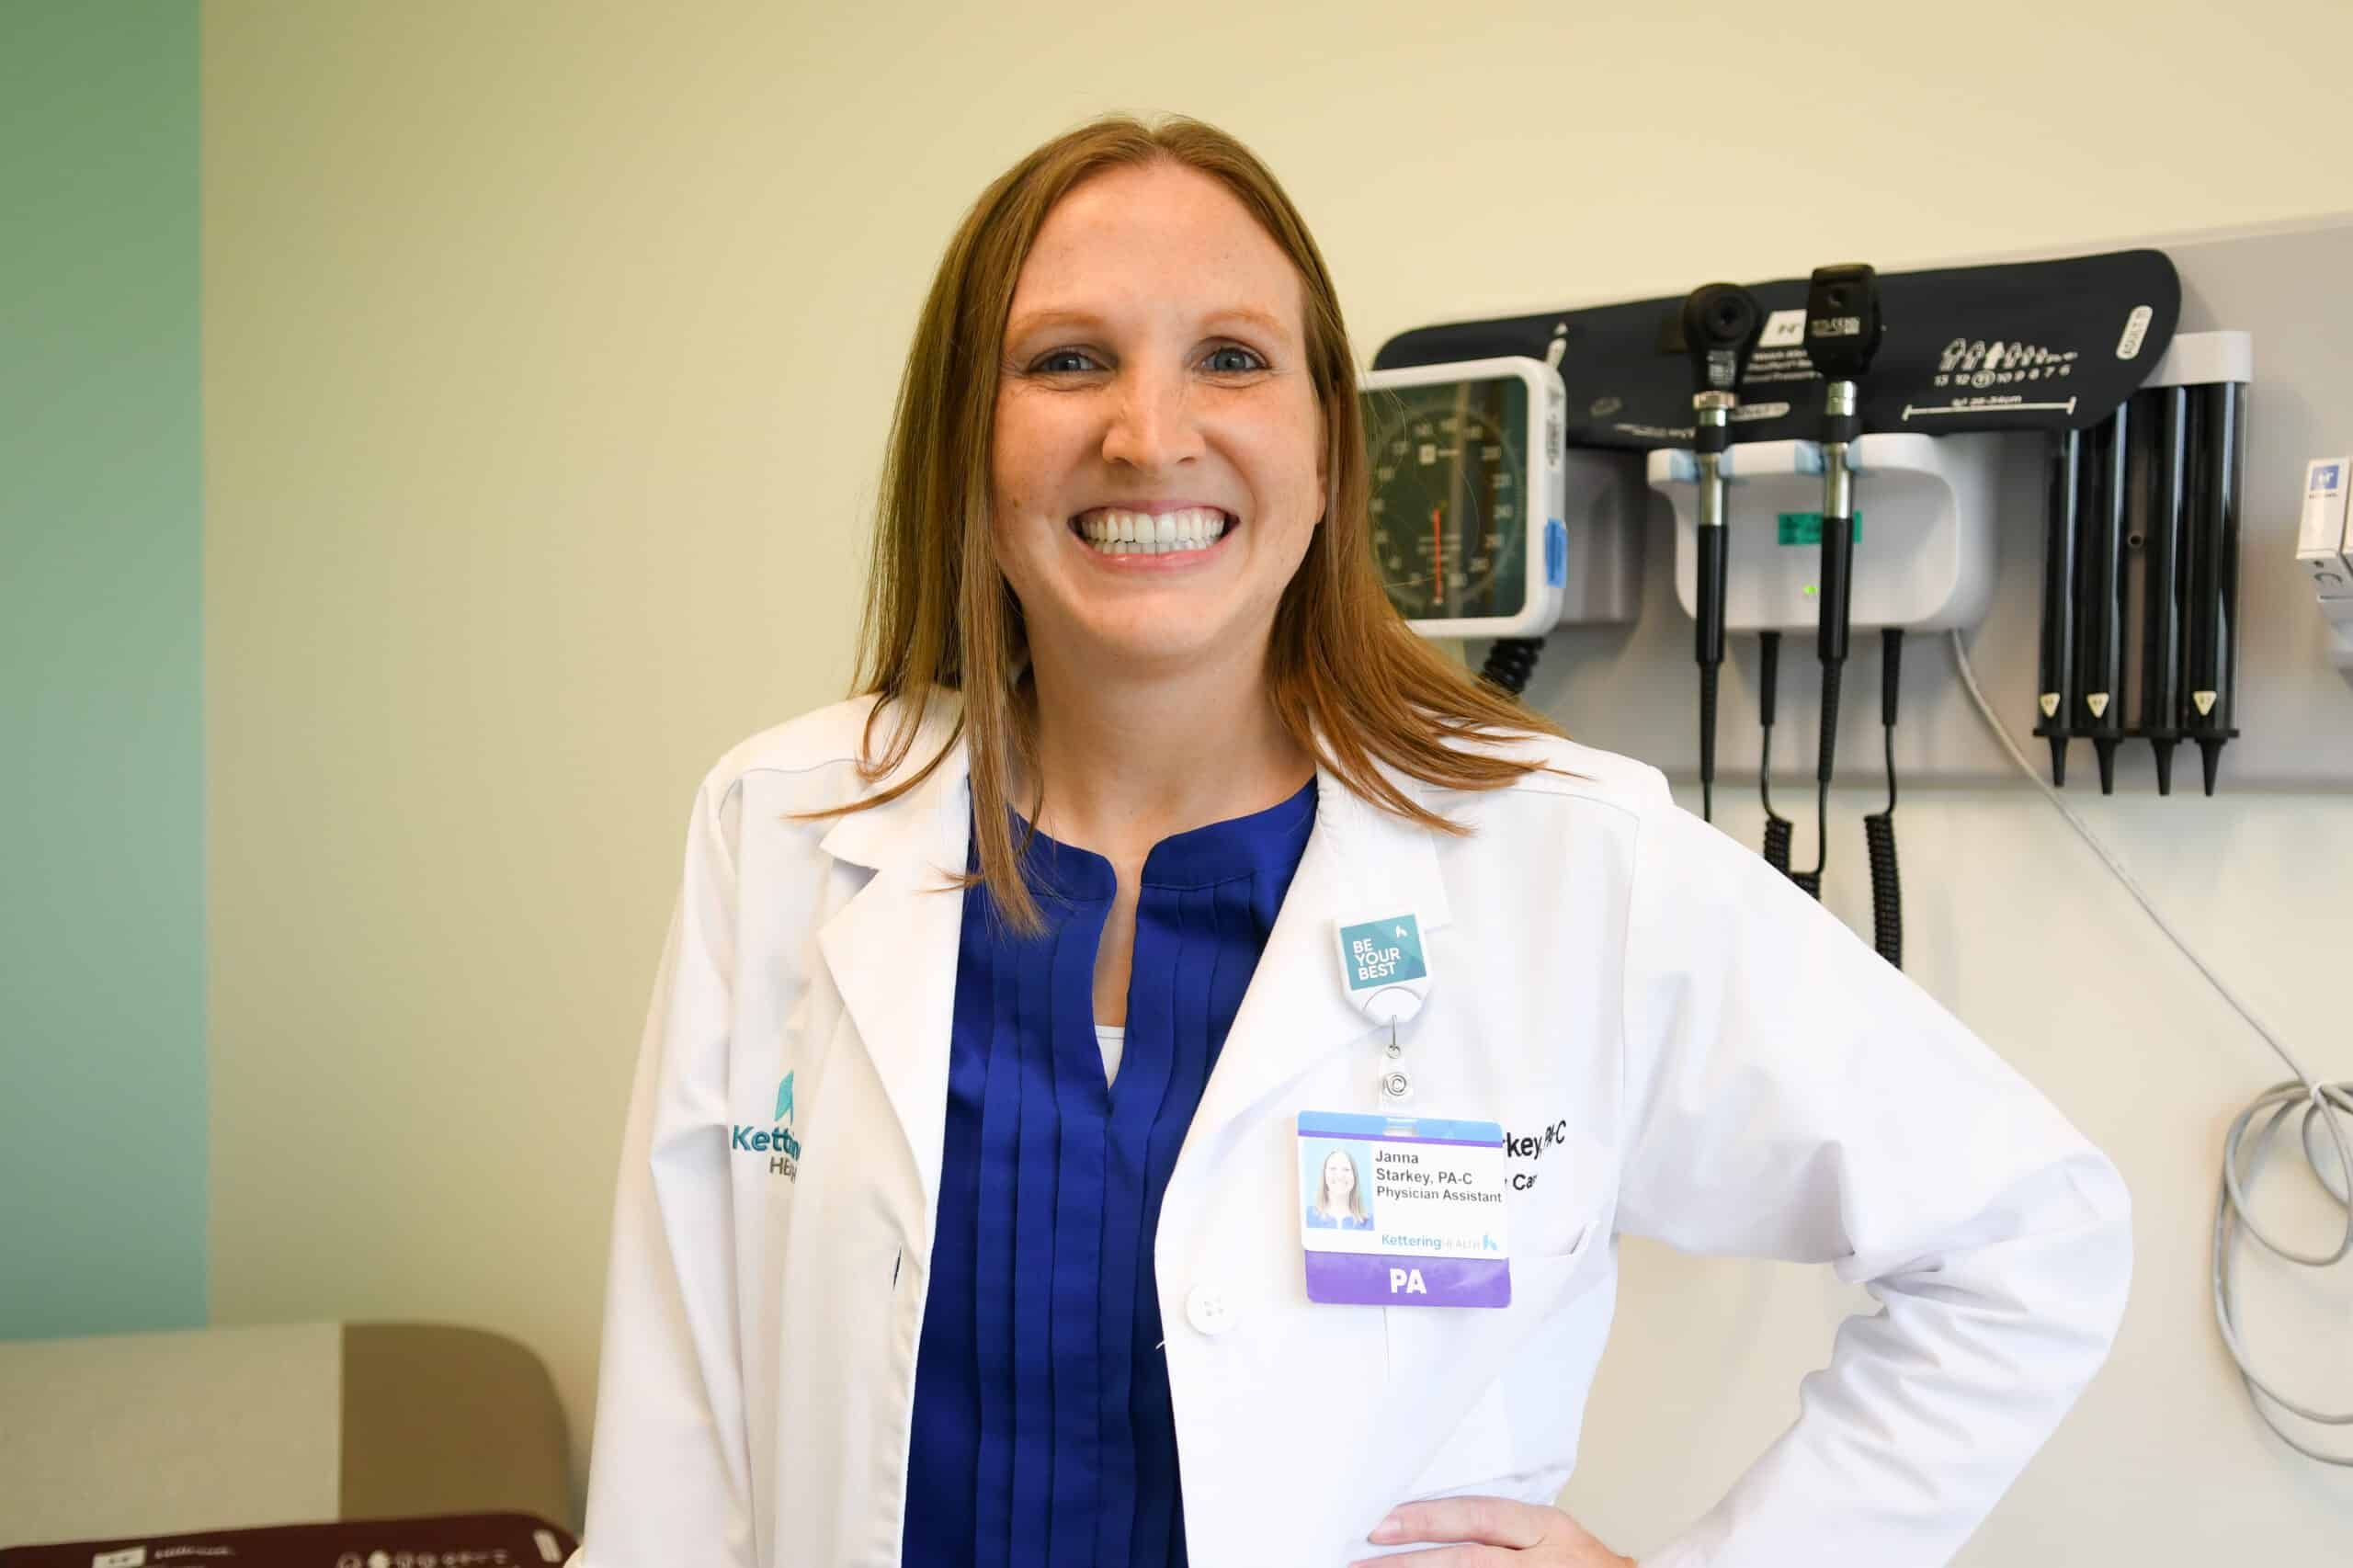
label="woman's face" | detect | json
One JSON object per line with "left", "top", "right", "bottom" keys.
{"left": 1323, "top": 1150, "right": 1356, "bottom": 1202}
{"left": 992, "top": 160, "right": 1327, "bottom": 676}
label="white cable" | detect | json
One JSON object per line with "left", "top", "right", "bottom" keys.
{"left": 1949, "top": 628, "right": 2353, "bottom": 1465}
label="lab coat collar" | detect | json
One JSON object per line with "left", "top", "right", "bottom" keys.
{"left": 811, "top": 693, "right": 972, "bottom": 878}
{"left": 814, "top": 691, "right": 1457, "bottom": 1239}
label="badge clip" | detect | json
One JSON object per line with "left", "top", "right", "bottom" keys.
{"left": 1336, "top": 914, "right": 1430, "bottom": 1105}
{"left": 1335, "top": 913, "right": 1431, "bottom": 1027}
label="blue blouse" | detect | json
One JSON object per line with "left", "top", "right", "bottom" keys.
{"left": 904, "top": 778, "right": 1319, "bottom": 1568}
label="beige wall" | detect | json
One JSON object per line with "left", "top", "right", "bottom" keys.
{"left": 204, "top": 0, "right": 2353, "bottom": 1552}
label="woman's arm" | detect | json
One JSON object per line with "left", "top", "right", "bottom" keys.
{"left": 1616, "top": 784, "right": 2131, "bottom": 1568}
{"left": 575, "top": 770, "right": 757, "bottom": 1568}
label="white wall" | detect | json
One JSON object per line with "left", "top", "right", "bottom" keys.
{"left": 203, "top": 0, "right": 2353, "bottom": 1552}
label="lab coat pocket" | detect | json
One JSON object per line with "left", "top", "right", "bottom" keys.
{"left": 1512, "top": 1217, "right": 1600, "bottom": 1307}
{"left": 1381, "top": 1216, "right": 1602, "bottom": 1503}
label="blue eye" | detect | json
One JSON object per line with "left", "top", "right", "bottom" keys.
{"left": 1205, "top": 346, "right": 1266, "bottom": 373}
{"left": 1031, "top": 349, "right": 1099, "bottom": 374}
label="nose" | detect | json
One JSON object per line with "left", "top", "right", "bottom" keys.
{"left": 1099, "top": 360, "right": 1202, "bottom": 472}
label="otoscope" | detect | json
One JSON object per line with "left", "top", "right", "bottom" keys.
{"left": 2138, "top": 386, "right": 2190, "bottom": 796}
{"left": 1680, "top": 282, "right": 1764, "bottom": 824}
{"left": 2080, "top": 402, "right": 2131, "bottom": 793}
{"left": 2034, "top": 431, "right": 2083, "bottom": 786}
{"left": 2187, "top": 375, "right": 2245, "bottom": 793}
{"left": 1796, "top": 264, "right": 1884, "bottom": 896}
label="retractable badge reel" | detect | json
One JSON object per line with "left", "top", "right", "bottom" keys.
{"left": 1334, "top": 915, "right": 1431, "bottom": 1103}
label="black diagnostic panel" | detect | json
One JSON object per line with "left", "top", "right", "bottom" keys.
{"left": 1374, "top": 249, "right": 2180, "bottom": 449}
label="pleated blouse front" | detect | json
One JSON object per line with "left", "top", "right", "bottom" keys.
{"left": 903, "top": 778, "right": 1319, "bottom": 1568}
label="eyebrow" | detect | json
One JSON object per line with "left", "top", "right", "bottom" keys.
{"left": 1004, "top": 304, "right": 1298, "bottom": 344}
{"left": 1202, "top": 305, "right": 1292, "bottom": 339}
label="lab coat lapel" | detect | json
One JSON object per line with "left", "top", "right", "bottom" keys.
{"left": 1184, "top": 759, "right": 1455, "bottom": 1158}
{"left": 814, "top": 709, "right": 972, "bottom": 1234}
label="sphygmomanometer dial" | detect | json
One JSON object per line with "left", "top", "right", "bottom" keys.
{"left": 1363, "top": 377, "right": 1529, "bottom": 624}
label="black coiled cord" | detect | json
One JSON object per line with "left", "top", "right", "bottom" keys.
{"left": 1863, "top": 629, "right": 1904, "bottom": 969}
{"left": 1759, "top": 777, "right": 1788, "bottom": 870}
{"left": 1480, "top": 637, "right": 1542, "bottom": 698}
{"left": 1863, "top": 730, "right": 1902, "bottom": 968}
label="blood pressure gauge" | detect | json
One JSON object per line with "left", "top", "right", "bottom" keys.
{"left": 1358, "top": 356, "right": 1567, "bottom": 638}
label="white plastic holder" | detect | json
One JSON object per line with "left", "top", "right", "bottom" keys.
{"left": 1650, "top": 431, "right": 2004, "bottom": 633}
{"left": 2295, "top": 454, "right": 2353, "bottom": 686}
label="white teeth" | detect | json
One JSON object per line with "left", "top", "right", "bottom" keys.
{"left": 1075, "top": 506, "right": 1230, "bottom": 557}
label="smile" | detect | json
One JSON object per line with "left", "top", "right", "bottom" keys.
{"left": 1070, "top": 506, "right": 1233, "bottom": 558}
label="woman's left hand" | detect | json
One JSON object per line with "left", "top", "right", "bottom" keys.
{"left": 1351, "top": 1495, "right": 1635, "bottom": 1567}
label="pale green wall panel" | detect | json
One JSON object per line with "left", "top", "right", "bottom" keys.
{"left": 0, "top": 0, "right": 205, "bottom": 1338}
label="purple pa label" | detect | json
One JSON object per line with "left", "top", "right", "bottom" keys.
{"left": 1303, "top": 1251, "right": 1511, "bottom": 1308}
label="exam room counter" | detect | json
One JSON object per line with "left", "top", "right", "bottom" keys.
{"left": 0, "top": 1322, "right": 575, "bottom": 1561}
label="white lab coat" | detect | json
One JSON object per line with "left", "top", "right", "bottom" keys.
{"left": 577, "top": 691, "right": 2131, "bottom": 1568}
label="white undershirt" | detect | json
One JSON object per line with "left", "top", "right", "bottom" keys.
{"left": 1094, "top": 1024, "right": 1125, "bottom": 1086}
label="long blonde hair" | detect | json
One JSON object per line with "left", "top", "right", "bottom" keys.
{"left": 829, "top": 113, "right": 1562, "bottom": 934}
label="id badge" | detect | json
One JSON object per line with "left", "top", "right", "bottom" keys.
{"left": 1297, "top": 1111, "right": 1510, "bottom": 1307}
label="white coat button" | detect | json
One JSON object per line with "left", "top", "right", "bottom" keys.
{"left": 1185, "top": 1283, "right": 1237, "bottom": 1335}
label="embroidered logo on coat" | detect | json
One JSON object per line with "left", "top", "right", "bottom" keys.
{"left": 733, "top": 1074, "right": 801, "bottom": 1180}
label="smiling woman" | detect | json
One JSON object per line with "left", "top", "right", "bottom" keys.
{"left": 844, "top": 116, "right": 1557, "bottom": 941}
{"left": 574, "top": 113, "right": 2131, "bottom": 1568}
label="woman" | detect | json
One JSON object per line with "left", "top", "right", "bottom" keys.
{"left": 1308, "top": 1147, "right": 1373, "bottom": 1231}
{"left": 576, "top": 115, "right": 2131, "bottom": 1568}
